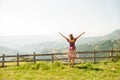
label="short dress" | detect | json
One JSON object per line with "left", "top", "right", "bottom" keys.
{"left": 67, "top": 38, "right": 77, "bottom": 58}
{"left": 68, "top": 46, "right": 77, "bottom": 58}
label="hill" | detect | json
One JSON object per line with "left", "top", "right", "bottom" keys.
{"left": 105, "top": 29, "right": 120, "bottom": 39}
{"left": 18, "top": 29, "right": 120, "bottom": 53}
{"left": 0, "top": 46, "right": 22, "bottom": 55}
{"left": 0, "top": 29, "right": 120, "bottom": 54}
{"left": 0, "top": 35, "right": 56, "bottom": 48}
{"left": 77, "top": 29, "right": 120, "bottom": 44}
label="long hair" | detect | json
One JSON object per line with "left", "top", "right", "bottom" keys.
{"left": 69, "top": 34, "right": 74, "bottom": 40}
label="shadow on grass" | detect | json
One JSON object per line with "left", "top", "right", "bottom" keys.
{"left": 74, "top": 65, "right": 103, "bottom": 71}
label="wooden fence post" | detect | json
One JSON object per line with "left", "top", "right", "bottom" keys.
{"left": 2, "top": 54, "right": 5, "bottom": 67}
{"left": 93, "top": 49, "right": 96, "bottom": 63}
{"left": 17, "top": 53, "right": 19, "bottom": 66}
{"left": 52, "top": 54, "right": 54, "bottom": 63}
{"left": 33, "top": 52, "right": 36, "bottom": 63}
{"left": 109, "top": 48, "right": 113, "bottom": 60}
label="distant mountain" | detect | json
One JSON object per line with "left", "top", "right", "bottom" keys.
{"left": 0, "top": 29, "right": 120, "bottom": 54}
{"left": 0, "top": 35, "right": 57, "bottom": 48}
{"left": 105, "top": 29, "right": 120, "bottom": 39}
{"left": 0, "top": 46, "right": 21, "bottom": 55}
{"left": 76, "top": 29, "right": 120, "bottom": 44}
{"left": 18, "top": 41, "right": 67, "bottom": 53}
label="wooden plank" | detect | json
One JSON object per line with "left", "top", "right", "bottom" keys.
{"left": 4, "top": 55, "right": 17, "bottom": 57}
{"left": 35, "top": 59, "right": 53, "bottom": 61}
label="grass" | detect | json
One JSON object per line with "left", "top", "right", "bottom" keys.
{"left": 0, "top": 61, "right": 120, "bottom": 80}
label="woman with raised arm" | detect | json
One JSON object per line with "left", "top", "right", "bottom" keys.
{"left": 59, "top": 32, "right": 85, "bottom": 67}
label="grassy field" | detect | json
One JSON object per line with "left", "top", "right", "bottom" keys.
{"left": 0, "top": 60, "right": 120, "bottom": 80}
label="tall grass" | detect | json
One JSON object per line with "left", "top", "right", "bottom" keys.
{"left": 14, "top": 61, "right": 64, "bottom": 70}
{"left": 0, "top": 61, "right": 120, "bottom": 80}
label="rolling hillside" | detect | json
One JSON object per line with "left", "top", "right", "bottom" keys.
{"left": 18, "top": 29, "right": 120, "bottom": 53}
{"left": 0, "top": 29, "right": 120, "bottom": 54}
{"left": 105, "top": 29, "right": 120, "bottom": 39}
{"left": 0, "top": 46, "right": 21, "bottom": 55}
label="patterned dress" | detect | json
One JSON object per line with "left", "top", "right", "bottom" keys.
{"left": 67, "top": 38, "right": 77, "bottom": 58}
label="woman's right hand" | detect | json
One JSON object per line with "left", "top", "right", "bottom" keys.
{"left": 82, "top": 32, "right": 85, "bottom": 34}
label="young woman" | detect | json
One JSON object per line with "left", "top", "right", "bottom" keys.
{"left": 59, "top": 32, "right": 85, "bottom": 67}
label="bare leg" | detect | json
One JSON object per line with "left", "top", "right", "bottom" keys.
{"left": 68, "top": 49, "right": 76, "bottom": 67}
{"left": 71, "top": 58, "right": 75, "bottom": 67}
{"left": 71, "top": 50, "right": 76, "bottom": 67}
{"left": 68, "top": 58, "right": 71, "bottom": 66}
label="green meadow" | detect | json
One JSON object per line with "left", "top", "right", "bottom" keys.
{"left": 0, "top": 61, "right": 120, "bottom": 80}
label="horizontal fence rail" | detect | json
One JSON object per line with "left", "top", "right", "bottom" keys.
{"left": 0, "top": 49, "right": 120, "bottom": 67}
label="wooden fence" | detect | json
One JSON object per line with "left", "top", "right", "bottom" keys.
{"left": 0, "top": 49, "right": 120, "bottom": 67}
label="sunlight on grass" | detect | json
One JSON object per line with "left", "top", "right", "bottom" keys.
{"left": 0, "top": 61, "right": 120, "bottom": 80}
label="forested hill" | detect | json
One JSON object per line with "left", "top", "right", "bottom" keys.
{"left": 0, "top": 46, "right": 21, "bottom": 55}
{"left": 18, "top": 29, "right": 120, "bottom": 53}
{"left": 0, "top": 29, "right": 120, "bottom": 54}
{"left": 105, "top": 29, "right": 120, "bottom": 39}
{"left": 76, "top": 29, "right": 120, "bottom": 44}
{"left": 77, "top": 39, "right": 120, "bottom": 52}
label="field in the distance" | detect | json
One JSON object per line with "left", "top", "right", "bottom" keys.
{"left": 0, "top": 61, "right": 120, "bottom": 80}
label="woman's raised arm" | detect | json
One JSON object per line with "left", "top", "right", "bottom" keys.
{"left": 76, "top": 32, "right": 85, "bottom": 39}
{"left": 59, "top": 32, "right": 68, "bottom": 40}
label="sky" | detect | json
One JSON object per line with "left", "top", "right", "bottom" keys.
{"left": 0, "top": 0, "right": 120, "bottom": 37}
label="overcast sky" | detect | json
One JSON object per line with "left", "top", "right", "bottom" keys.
{"left": 0, "top": 0, "right": 120, "bottom": 37}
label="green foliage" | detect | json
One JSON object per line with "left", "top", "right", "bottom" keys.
{"left": 1, "top": 61, "right": 120, "bottom": 80}
{"left": 50, "top": 61, "right": 64, "bottom": 69}
{"left": 14, "top": 62, "right": 64, "bottom": 70}
{"left": 77, "top": 39, "right": 120, "bottom": 52}
{"left": 95, "top": 40, "right": 114, "bottom": 50}
{"left": 38, "top": 62, "right": 50, "bottom": 70}
{"left": 77, "top": 44, "right": 94, "bottom": 52}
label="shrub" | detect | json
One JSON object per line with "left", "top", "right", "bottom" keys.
{"left": 50, "top": 61, "right": 64, "bottom": 69}
{"left": 12, "top": 62, "right": 65, "bottom": 70}
{"left": 38, "top": 62, "right": 50, "bottom": 70}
